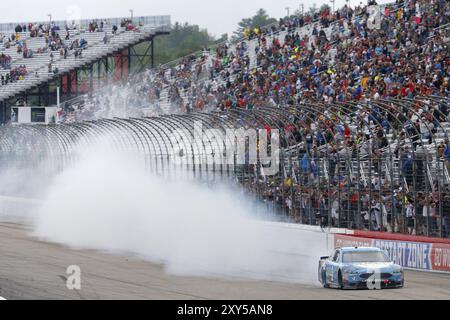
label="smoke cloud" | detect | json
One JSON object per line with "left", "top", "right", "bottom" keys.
{"left": 1, "top": 136, "right": 326, "bottom": 285}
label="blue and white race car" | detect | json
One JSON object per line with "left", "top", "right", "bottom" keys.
{"left": 318, "top": 247, "right": 404, "bottom": 289}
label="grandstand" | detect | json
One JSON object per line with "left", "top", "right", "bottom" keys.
{"left": 0, "top": 15, "right": 170, "bottom": 124}
{"left": 0, "top": 0, "right": 449, "bottom": 239}
{"left": 46, "top": 1, "right": 449, "bottom": 122}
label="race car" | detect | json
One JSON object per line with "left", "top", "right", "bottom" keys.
{"left": 318, "top": 247, "right": 404, "bottom": 290}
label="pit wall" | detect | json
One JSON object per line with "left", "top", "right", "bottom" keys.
{"left": 1, "top": 195, "right": 449, "bottom": 273}
{"left": 0, "top": 195, "right": 40, "bottom": 222}
{"left": 334, "top": 233, "right": 450, "bottom": 273}
{"left": 268, "top": 223, "right": 450, "bottom": 273}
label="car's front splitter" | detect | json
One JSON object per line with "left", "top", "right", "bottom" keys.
{"left": 344, "top": 279, "right": 404, "bottom": 290}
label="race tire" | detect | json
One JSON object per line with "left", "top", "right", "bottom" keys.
{"left": 338, "top": 270, "right": 344, "bottom": 290}
{"left": 322, "top": 271, "right": 329, "bottom": 289}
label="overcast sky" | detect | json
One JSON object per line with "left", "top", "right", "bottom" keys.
{"left": 0, "top": 0, "right": 392, "bottom": 37}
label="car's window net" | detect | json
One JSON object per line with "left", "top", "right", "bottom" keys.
{"left": 333, "top": 251, "right": 340, "bottom": 262}
{"left": 342, "top": 252, "right": 390, "bottom": 263}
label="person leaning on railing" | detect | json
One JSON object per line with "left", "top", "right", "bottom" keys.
{"left": 443, "top": 193, "right": 450, "bottom": 238}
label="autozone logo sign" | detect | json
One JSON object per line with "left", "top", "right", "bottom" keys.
{"left": 432, "top": 244, "right": 450, "bottom": 272}
{"left": 373, "top": 240, "right": 432, "bottom": 271}
{"left": 334, "top": 235, "right": 450, "bottom": 273}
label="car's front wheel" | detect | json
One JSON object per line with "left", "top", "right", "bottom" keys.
{"left": 322, "top": 271, "right": 329, "bottom": 288}
{"left": 338, "top": 270, "right": 344, "bottom": 290}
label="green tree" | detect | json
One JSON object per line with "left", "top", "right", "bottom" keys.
{"left": 233, "top": 9, "right": 277, "bottom": 39}
{"left": 319, "top": 4, "right": 332, "bottom": 14}
{"left": 309, "top": 3, "right": 318, "bottom": 16}
{"left": 151, "top": 22, "right": 223, "bottom": 66}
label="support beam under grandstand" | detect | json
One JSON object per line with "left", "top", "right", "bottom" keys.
{"left": 128, "top": 38, "right": 156, "bottom": 73}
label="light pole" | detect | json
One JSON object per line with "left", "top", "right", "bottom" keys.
{"left": 330, "top": 0, "right": 336, "bottom": 12}
{"left": 57, "top": 86, "right": 60, "bottom": 109}
{"left": 285, "top": 7, "right": 290, "bottom": 17}
{"left": 130, "top": 9, "right": 134, "bottom": 22}
{"left": 299, "top": 4, "right": 305, "bottom": 16}
{"left": 48, "top": 14, "right": 52, "bottom": 24}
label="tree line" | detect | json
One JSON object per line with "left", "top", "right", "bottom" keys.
{"left": 152, "top": 5, "right": 332, "bottom": 66}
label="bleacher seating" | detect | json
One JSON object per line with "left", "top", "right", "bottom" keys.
{"left": 0, "top": 1, "right": 449, "bottom": 238}
{"left": 0, "top": 16, "right": 170, "bottom": 101}
{"left": 48, "top": 0, "right": 449, "bottom": 237}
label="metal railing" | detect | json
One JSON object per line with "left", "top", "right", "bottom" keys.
{"left": 1, "top": 97, "right": 449, "bottom": 238}
{"left": 55, "top": 1, "right": 403, "bottom": 113}
{"left": 0, "top": 15, "right": 171, "bottom": 34}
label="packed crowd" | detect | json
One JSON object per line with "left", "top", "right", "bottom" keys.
{"left": 205, "top": 86, "right": 448, "bottom": 237}
{"left": 177, "top": 0, "right": 449, "bottom": 113}
{"left": 47, "top": 0, "right": 450, "bottom": 237}
{"left": 243, "top": 165, "right": 450, "bottom": 238}
{"left": 60, "top": 0, "right": 449, "bottom": 120}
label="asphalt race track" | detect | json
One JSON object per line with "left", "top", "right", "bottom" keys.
{"left": 0, "top": 223, "right": 450, "bottom": 300}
